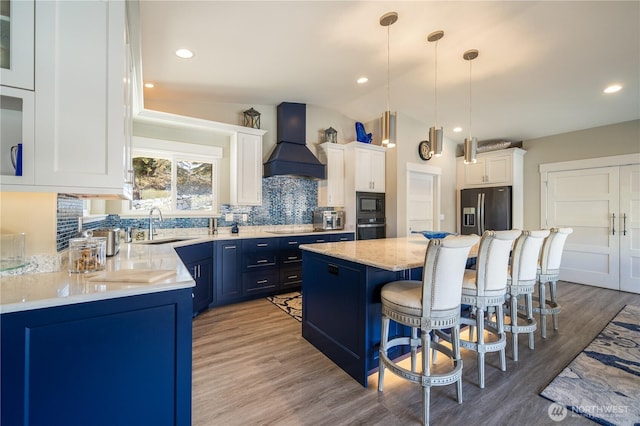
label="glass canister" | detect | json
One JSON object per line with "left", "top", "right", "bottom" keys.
{"left": 0, "top": 233, "right": 26, "bottom": 271}
{"left": 68, "top": 232, "right": 107, "bottom": 273}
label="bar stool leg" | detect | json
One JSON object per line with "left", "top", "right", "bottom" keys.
{"left": 422, "top": 329, "right": 432, "bottom": 426}
{"left": 477, "top": 306, "right": 486, "bottom": 389}
{"left": 526, "top": 293, "right": 535, "bottom": 350}
{"left": 539, "top": 281, "right": 548, "bottom": 338}
{"left": 511, "top": 294, "right": 519, "bottom": 362}
{"left": 550, "top": 280, "right": 559, "bottom": 330}
{"left": 378, "top": 315, "right": 389, "bottom": 392}
{"left": 411, "top": 326, "right": 418, "bottom": 372}
{"left": 497, "top": 303, "right": 506, "bottom": 372}
{"left": 452, "top": 324, "right": 463, "bottom": 403}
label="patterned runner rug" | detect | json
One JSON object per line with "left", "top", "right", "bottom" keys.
{"left": 266, "top": 292, "right": 302, "bottom": 322}
{"left": 540, "top": 304, "right": 640, "bottom": 425}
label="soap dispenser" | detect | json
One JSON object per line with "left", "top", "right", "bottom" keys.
{"left": 231, "top": 222, "right": 239, "bottom": 234}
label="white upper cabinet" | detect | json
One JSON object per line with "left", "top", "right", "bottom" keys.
{"left": 346, "top": 142, "right": 386, "bottom": 193}
{"left": 32, "top": 0, "right": 131, "bottom": 197}
{"left": 317, "top": 142, "right": 345, "bottom": 207}
{"left": 230, "top": 132, "right": 264, "bottom": 206}
{"left": 456, "top": 148, "right": 525, "bottom": 188}
{"left": 0, "top": 0, "right": 34, "bottom": 91}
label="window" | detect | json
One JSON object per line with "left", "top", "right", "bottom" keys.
{"left": 125, "top": 137, "right": 222, "bottom": 216}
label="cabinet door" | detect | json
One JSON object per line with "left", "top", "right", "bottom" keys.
{"left": 34, "top": 0, "right": 127, "bottom": 191}
{"left": 231, "top": 132, "right": 262, "bottom": 206}
{"left": 0, "top": 0, "right": 34, "bottom": 90}
{"left": 354, "top": 148, "right": 373, "bottom": 191}
{"left": 318, "top": 144, "right": 345, "bottom": 207}
{"left": 485, "top": 153, "right": 511, "bottom": 185}
{"left": 370, "top": 150, "right": 386, "bottom": 192}
{"left": 0, "top": 86, "right": 34, "bottom": 186}
{"left": 216, "top": 242, "right": 242, "bottom": 302}
{"left": 462, "top": 158, "right": 487, "bottom": 186}
{"left": 187, "top": 259, "right": 213, "bottom": 315}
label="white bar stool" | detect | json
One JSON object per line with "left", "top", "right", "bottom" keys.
{"left": 377, "top": 234, "right": 479, "bottom": 426}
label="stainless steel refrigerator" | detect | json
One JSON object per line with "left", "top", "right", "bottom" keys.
{"left": 460, "top": 186, "right": 512, "bottom": 235}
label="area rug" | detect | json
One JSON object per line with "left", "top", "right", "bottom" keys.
{"left": 266, "top": 292, "right": 302, "bottom": 322}
{"left": 540, "top": 305, "right": 640, "bottom": 425}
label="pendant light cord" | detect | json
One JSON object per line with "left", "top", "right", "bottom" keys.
{"left": 386, "top": 25, "right": 391, "bottom": 111}
{"left": 468, "top": 59, "right": 473, "bottom": 139}
{"left": 434, "top": 40, "right": 438, "bottom": 126}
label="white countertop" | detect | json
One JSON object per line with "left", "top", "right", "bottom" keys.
{"left": 0, "top": 228, "right": 353, "bottom": 314}
{"left": 300, "top": 235, "right": 479, "bottom": 272}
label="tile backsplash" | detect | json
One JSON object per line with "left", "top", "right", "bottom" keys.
{"left": 57, "top": 176, "right": 320, "bottom": 251}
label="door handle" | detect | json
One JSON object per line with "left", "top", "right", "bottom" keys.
{"left": 623, "top": 213, "right": 627, "bottom": 236}
{"left": 612, "top": 213, "right": 616, "bottom": 236}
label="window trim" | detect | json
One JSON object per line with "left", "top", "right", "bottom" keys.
{"left": 122, "top": 137, "right": 222, "bottom": 217}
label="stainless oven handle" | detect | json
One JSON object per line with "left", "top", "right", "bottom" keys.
{"left": 356, "top": 224, "right": 385, "bottom": 228}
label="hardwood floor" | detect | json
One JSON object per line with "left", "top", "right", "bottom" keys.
{"left": 192, "top": 282, "right": 640, "bottom": 425}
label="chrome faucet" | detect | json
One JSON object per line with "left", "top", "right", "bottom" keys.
{"left": 148, "top": 207, "right": 164, "bottom": 240}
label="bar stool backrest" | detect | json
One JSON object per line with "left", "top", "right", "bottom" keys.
{"left": 511, "top": 230, "right": 550, "bottom": 285}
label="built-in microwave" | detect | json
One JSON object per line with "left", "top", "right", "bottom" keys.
{"left": 356, "top": 192, "right": 385, "bottom": 217}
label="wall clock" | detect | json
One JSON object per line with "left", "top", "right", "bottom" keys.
{"left": 418, "top": 140, "right": 432, "bottom": 161}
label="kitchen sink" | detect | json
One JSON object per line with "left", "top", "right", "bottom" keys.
{"left": 133, "top": 237, "right": 196, "bottom": 245}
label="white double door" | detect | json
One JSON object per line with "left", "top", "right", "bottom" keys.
{"left": 544, "top": 161, "right": 640, "bottom": 293}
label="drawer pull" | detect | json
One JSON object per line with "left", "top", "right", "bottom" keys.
{"left": 288, "top": 241, "right": 298, "bottom": 245}
{"left": 287, "top": 256, "right": 297, "bottom": 260}
{"left": 257, "top": 243, "right": 268, "bottom": 247}
{"left": 287, "top": 275, "right": 299, "bottom": 280}
{"left": 257, "top": 279, "right": 268, "bottom": 284}
{"left": 257, "top": 259, "right": 268, "bottom": 264}
{"left": 315, "top": 239, "right": 326, "bottom": 243}
{"left": 224, "top": 245, "right": 237, "bottom": 249}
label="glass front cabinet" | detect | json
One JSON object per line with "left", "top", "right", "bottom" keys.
{"left": 1, "top": 0, "right": 35, "bottom": 90}
{"left": 1, "top": 0, "right": 35, "bottom": 185}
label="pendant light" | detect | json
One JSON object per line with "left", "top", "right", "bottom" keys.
{"left": 380, "top": 12, "right": 398, "bottom": 148}
{"left": 463, "top": 49, "right": 478, "bottom": 164}
{"left": 427, "top": 30, "right": 444, "bottom": 157}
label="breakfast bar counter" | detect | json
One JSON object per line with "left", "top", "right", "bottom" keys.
{"left": 300, "top": 236, "right": 435, "bottom": 387}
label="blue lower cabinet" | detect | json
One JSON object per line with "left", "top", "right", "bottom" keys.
{"left": 213, "top": 241, "right": 242, "bottom": 305}
{"left": 1, "top": 289, "right": 193, "bottom": 426}
{"left": 175, "top": 242, "right": 214, "bottom": 316}
{"left": 210, "top": 232, "right": 355, "bottom": 307}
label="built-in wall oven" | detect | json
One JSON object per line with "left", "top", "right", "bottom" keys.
{"left": 356, "top": 192, "right": 386, "bottom": 240}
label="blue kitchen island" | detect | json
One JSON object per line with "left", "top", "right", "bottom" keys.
{"left": 300, "top": 237, "right": 434, "bottom": 387}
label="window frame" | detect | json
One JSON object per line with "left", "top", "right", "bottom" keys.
{"left": 121, "top": 137, "right": 222, "bottom": 217}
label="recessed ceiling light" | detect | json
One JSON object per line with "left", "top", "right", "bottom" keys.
{"left": 603, "top": 84, "right": 622, "bottom": 94}
{"left": 453, "top": 127, "right": 463, "bottom": 133}
{"left": 144, "top": 83, "right": 154, "bottom": 88}
{"left": 175, "top": 48, "right": 194, "bottom": 59}
{"left": 357, "top": 77, "right": 368, "bottom": 84}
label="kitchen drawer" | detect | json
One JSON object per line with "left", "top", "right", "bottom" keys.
{"left": 279, "top": 236, "right": 305, "bottom": 265}
{"left": 243, "top": 269, "right": 279, "bottom": 294}
{"left": 331, "top": 232, "right": 354, "bottom": 242}
{"left": 243, "top": 238, "right": 277, "bottom": 269}
{"left": 280, "top": 265, "right": 302, "bottom": 289}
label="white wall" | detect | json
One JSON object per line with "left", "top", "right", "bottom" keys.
{"left": 384, "top": 112, "right": 459, "bottom": 237}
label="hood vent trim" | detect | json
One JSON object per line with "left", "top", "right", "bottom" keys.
{"left": 263, "top": 102, "right": 326, "bottom": 180}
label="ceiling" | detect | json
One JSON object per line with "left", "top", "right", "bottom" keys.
{"left": 138, "top": 1, "right": 640, "bottom": 143}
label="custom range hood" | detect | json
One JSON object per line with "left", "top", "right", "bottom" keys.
{"left": 263, "top": 102, "right": 326, "bottom": 179}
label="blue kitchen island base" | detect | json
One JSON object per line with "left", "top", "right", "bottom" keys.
{"left": 1, "top": 288, "right": 193, "bottom": 426}
{"left": 301, "top": 251, "right": 418, "bottom": 387}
